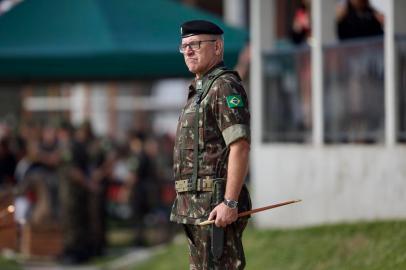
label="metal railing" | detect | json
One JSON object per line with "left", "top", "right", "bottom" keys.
{"left": 262, "top": 37, "right": 386, "bottom": 144}
{"left": 323, "top": 37, "right": 384, "bottom": 143}
{"left": 263, "top": 46, "right": 312, "bottom": 143}
{"left": 397, "top": 35, "right": 406, "bottom": 142}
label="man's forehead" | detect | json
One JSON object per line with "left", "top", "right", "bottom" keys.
{"left": 182, "top": 34, "right": 213, "bottom": 43}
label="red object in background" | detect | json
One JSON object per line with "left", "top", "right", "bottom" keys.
{"left": 26, "top": 190, "right": 36, "bottom": 204}
{"left": 161, "top": 182, "right": 176, "bottom": 205}
{"left": 107, "top": 182, "right": 123, "bottom": 203}
{"left": 295, "top": 9, "right": 310, "bottom": 33}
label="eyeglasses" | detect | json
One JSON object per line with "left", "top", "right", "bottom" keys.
{"left": 179, "top": 39, "right": 216, "bottom": 53}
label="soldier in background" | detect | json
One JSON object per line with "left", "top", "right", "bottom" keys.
{"left": 87, "top": 133, "right": 109, "bottom": 257}
{"left": 60, "top": 122, "right": 92, "bottom": 264}
{"left": 124, "top": 131, "right": 155, "bottom": 247}
{"left": 13, "top": 123, "right": 61, "bottom": 226}
{"left": 37, "top": 124, "right": 61, "bottom": 221}
{"left": 0, "top": 137, "right": 16, "bottom": 187}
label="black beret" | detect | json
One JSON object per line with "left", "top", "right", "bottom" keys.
{"left": 180, "top": 20, "right": 223, "bottom": 38}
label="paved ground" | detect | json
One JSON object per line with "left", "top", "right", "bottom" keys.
{"left": 21, "top": 245, "right": 164, "bottom": 270}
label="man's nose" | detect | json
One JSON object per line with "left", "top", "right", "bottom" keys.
{"left": 185, "top": 47, "right": 194, "bottom": 55}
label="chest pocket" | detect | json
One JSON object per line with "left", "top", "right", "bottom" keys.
{"left": 180, "top": 106, "right": 204, "bottom": 150}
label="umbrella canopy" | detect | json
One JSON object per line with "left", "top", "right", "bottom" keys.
{"left": 0, "top": 0, "right": 247, "bottom": 81}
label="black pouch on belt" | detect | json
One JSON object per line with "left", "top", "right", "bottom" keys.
{"left": 211, "top": 178, "right": 226, "bottom": 260}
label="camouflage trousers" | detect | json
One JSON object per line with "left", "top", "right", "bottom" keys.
{"left": 183, "top": 218, "right": 248, "bottom": 270}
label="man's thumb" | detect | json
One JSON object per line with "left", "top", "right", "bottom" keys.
{"left": 208, "top": 209, "right": 217, "bottom": 221}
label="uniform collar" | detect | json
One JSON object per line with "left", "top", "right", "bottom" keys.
{"left": 201, "top": 61, "right": 225, "bottom": 79}
{"left": 187, "top": 61, "right": 226, "bottom": 99}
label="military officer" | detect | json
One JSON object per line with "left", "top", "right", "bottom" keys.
{"left": 170, "top": 20, "right": 252, "bottom": 269}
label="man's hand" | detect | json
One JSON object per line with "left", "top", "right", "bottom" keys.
{"left": 208, "top": 202, "right": 238, "bottom": 228}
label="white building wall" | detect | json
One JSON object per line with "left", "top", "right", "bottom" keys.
{"left": 250, "top": 0, "right": 406, "bottom": 228}
{"left": 70, "top": 84, "right": 86, "bottom": 126}
{"left": 223, "top": 0, "right": 246, "bottom": 28}
{"left": 252, "top": 146, "right": 406, "bottom": 228}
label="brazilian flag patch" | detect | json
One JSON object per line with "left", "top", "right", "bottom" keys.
{"left": 226, "top": 95, "right": 244, "bottom": 108}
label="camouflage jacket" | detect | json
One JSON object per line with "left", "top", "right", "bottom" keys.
{"left": 170, "top": 63, "right": 251, "bottom": 225}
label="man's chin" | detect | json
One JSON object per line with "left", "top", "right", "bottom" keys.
{"left": 187, "top": 67, "right": 198, "bottom": 74}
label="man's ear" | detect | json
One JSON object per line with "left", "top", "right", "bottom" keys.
{"left": 215, "top": 40, "right": 223, "bottom": 56}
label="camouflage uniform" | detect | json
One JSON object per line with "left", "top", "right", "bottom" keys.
{"left": 170, "top": 63, "right": 251, "bottom": 269}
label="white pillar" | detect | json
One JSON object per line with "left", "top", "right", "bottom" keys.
{"left": 320, "top": 0, "right": 337, "bottom": 44}
{"left": 90, "top": 84, "right": 108, "bottom": 136}
{"left": 223, "top": 0, "right": 246, "bottom": 28}
{"left": 250, "top": 0, "right": 276, "bottom": 146}
{"left": 311, "top": 0, "right": 323, "bottom": 146}
{"left": 385, "top": 0, "right": 396, "bottom": 146}
{"left": 394, "top": 0, "right": 406, "bottom": 34}
{"left": 259, "top": 0, "right": 276, "bottom": 50}
{"left": 311, "top": 0, "right": 336, "bottom": 146}
{"left": 70, "top": 84, "right": 86, "bottom": 126}
{"left": 250, "top": 0, "right": 276, "bottom": 212}
{"left": 250, "top": 0, "right": 262, "bottom": 147}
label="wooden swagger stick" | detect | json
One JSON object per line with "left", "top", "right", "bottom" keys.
{"left": 198, "top": 199, "right": 302, "bottom": 226}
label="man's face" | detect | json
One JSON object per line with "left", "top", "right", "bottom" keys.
{"left": 181, "top": 34, "right": 220, "bottom": 77}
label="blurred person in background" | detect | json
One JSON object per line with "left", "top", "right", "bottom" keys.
{"left": 12, "top": 122, "right": 41, "bottom": 224}
{"left": 336, "top": 0, "right": 384, "bottom": 40}
{"left": 290, "top": 0, "right": 312, "bottom": 45}
{"left": 11, "top": 122, "right": 61, "bottom": 225}
{"left": 13, "top": 123, "right": 43, "bottom": 224}
{"left": 13, "top": 136, "right": 30, "bottom": 223}
{"left": 234, "top": 42, "right": 251, "bottom": 82}
{"left": 334, "top": 0, "right": 384, "bottom": 143}
{"left": 289, "top": 0, "right": 313, "bottom": 133}
{"left": 87, "top": 132, "right": 109, "bottom": 257}
{"left": 0, "top": 137, "right": 16, "bottom": 188}
{"left": 37, "top": 123, "right": 61, "bottom": 221}
{"left": 155, "top": 134, "right": 176, "bottom": 213}
{"left": 60, "top": 121, "right": 94, "bottom": 264}
{"left": 110, "top": 141, "right": 133, "bottom": 219}
{"left": 123, "top": 131, "right": 156, "bottom": 247}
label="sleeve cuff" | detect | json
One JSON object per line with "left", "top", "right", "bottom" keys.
{"left": 222, "top": 124, "right": 250, "bottom": 146}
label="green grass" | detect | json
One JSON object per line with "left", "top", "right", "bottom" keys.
{"left": 0, "top": 257, "right": 22, "bottom": 270}
{"left": 133, "top": 220, "right": 406, "bottom": 270}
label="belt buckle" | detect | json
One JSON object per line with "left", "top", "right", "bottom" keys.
{"left": 204, "top": 179, "right": 211, "bottom": 190}
{"left": 199, "top": 177, "right": 213, "bottom": 191}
